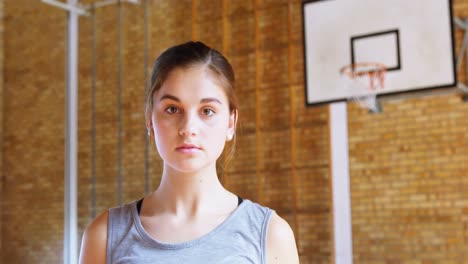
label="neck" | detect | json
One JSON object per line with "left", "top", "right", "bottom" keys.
{"left": 151, "top": 164, "right": 231, "bottom": 216}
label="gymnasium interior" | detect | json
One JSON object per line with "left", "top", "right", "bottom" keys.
{"left": 0, "top": 0, "right": 467, "bottom": 263}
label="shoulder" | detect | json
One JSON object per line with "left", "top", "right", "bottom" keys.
{"left": 266, "top": 212, "right": 299, "bottom": 264}
{"left": 79, "top": 210, "right": 109, "bottom": 264}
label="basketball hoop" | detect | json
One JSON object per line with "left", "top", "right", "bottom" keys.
{"left": 339, "top": 62, "right": 386, "bottom": 113}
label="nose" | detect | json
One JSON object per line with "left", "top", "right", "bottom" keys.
{"left": 179, "top": 112, "right": 198, "bottom": 137}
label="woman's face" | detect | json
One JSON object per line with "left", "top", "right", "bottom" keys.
{"left": 150, "top": 65, "right": 236, "bottom": 174}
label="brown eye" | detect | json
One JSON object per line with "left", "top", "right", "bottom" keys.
{"left": 165, "top": 106, "right": 179, "bottom": 114}
{"left": 202, "top": 108, "right": 215, "bottom": 116}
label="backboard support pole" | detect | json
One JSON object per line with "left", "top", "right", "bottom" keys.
{"left": 64, "top": 1, "right": 80, "bottom": 264}
{"left": 329, "top": 102, "right": 354, "bottom": 264}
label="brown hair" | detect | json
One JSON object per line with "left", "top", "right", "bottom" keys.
{"left": 145, "top": 41, "right": 238, "bottom": 174}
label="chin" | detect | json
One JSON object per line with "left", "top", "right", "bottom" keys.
{"left": 168, "top": 160, "right": 214, "bottom": 174}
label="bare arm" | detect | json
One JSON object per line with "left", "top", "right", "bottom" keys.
{"left": 78, "top": 211, "right": 108, "bottom": 264}
{"left": 266, "top": 212, "right": 300, "bottom": 264}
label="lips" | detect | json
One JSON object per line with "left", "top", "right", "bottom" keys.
{"left": 175, "top": 143, "right": 201, "bottom": 153}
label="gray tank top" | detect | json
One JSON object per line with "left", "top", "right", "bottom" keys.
{"left": 106, "top": 199, "right": 274, "bottom": 264}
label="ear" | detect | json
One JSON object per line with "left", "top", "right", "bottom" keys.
{"left": 226, "top": 109, "right": 238, "bottom": 141}
{"left": 146, "top": 119, "right": 153, "bottom": 136}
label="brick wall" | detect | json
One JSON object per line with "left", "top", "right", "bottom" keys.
{"left": 2, "top": 0, "right": 67, "bottom": 262}
{"left": 349, "top": 95, "right": 468, "bottom": 263}
{"left": 1, "top": 0, "right": 467, "bottom": 263}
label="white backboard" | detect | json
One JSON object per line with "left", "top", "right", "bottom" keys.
{"left": 303, "top": 0, "right": 457, "bottom": 105}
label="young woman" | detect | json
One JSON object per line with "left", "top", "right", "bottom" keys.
{"left": 79, "top": 41, "right": 299, "bottom": 264}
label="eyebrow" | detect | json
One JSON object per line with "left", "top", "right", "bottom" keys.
{"left": 159, "top": 94, "right": 180, "bottom": 102}
{"left": 200, "top": 98, "right": 223, "bottom": 104}
{"left": 159, "top": 94, "right": 223, "bottom": 105}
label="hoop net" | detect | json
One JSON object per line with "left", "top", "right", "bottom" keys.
{"left": 339, "top": 62, "right": 386, "bottom": 112}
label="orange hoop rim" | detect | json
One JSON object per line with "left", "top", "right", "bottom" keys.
{"left": 340, "top": 62, "right": 387, "bottom": 91}
{"left": 340, "top": 62, "right": 387, "bottom": 76}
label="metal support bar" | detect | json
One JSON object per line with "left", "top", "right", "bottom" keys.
{"left": 40, "top": 0, "right": 140, "bottom": 263}
{"left": 454, "top": 17, "right": 468, "bottom": 30}
{"left": 64, "top": 0, "right": 79, "bottom": 263}
{"left": 454, "top": 17, "right": 468, "bottom": 98}
{"left": 41, "top": 1, "right": 84, "bottom": 263}
{"left": 117, "top": 0, "right": 123, "bottom": 205}
{"left": 42, "top": 0, "right": 90, "bottom": 16}
{"left": 89, "top": 0, "right": 139, "bottom": 9}
{"left": 90, "top": 4, "right": 97, "bottom": 219}
{"left": 43, "top": 0, "right": 139, "bottom": 14}
{"left": 143, "top": 0, "right": 150, "bottom": 195}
